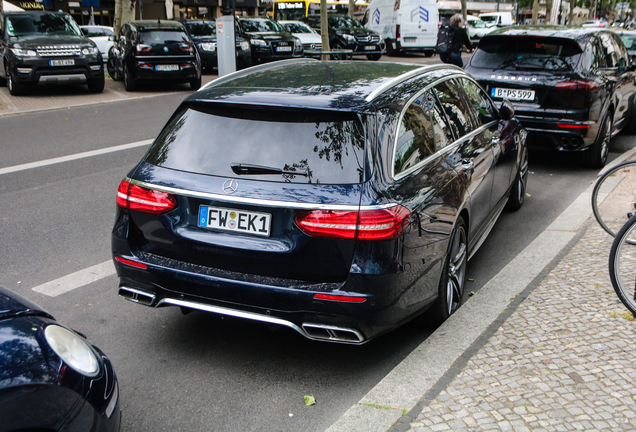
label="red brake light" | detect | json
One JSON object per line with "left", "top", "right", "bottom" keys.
{"left": 313, "top": 293, "right": 367, "bottom": 303}
{"left": 396, "top": 24, "right": 401, "bottom": 39}
{"left": 294, "top": 206, "right": 410, "bottom": 240}
{"left": 116, "top": 179, "right": 177, "bottom": 214}
{"left": 180, "top": 44, "right": 193, "bottom": 52}
{"left": 136, "top": 43, "right": 151, "bottom": 52}
{"left": 115, "top": 256, "right": 148, "bottom": 269}
{"left": 555, "top": 80, "right": 599, "bottom": 93}
{"left": 557, "top": 123, "right": 591, "bottom": 129}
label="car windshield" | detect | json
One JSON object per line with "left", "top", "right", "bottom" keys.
{"left": 471, "top": 36, "right": 583, "bottom": 71}
{"left": 283, "top": 22, "right": 315, "bottom": 33}
{"left": 146, "top": 106, "right": 366, "bottom": 185}
{"left": 241, "top": 19, "right": 283, "bottom": 33}
{"left": 185, "top": 22, "right": 216, "bottom": 37}
{"left": 139, "top": 29, "right": 189, "bottom": 44}
{"left": 621, "top": 35, "right": 636, "bottom": 50}
{"left": 469, "top": 19, "right": 486, "bottom": 28}
{"left": 6, "top": 13, "right": 81, "bottom": 37}
{"left": 328, "top": 15, "right": 363, "bottom": 29}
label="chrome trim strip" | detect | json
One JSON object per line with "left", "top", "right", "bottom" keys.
{"left": 136, "top": 55, "right": 194, "bottom": 59}
{"left": 119, "top": 286, "right": 156, "bottom": 305}
{"left": 365, "top": 64, "right": 464, "bottom": 102}
{"left": 158, "top": 298, "right": 366, "bottom": 344}
{"left": 200, "top": 58, "right": 318, "bottom": 91}
{"left": 128, "top": 178, "right": 397, "bottom": 211}
{"left": 38, "top": 74, "right": 86, "bottom": 84}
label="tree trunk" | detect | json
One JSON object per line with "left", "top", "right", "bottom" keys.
{"left": 349, "top": 0, "right": 355, "bottom": 17}
{"left": 320, "top": 0, "right": 331, "bottom": 60}
{"left": 531, "top": 0, "right": 539, "bottom": 24}
{"left": 569, "top": 0, "right": 574, "bottom": 25}
{"left": 461, "top": 0, "right": 468, "bottom": 38}
{"left": 0, "top": 0, "right": 3, "bottom": 18}
{"left": 114, "top": 0, "right": 123, "bottom": 35}
{"left": 545, "top": 0, "right": 553, "bottom": 24}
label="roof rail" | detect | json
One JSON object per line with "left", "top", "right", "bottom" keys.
{"left": 199, "top": 58, "right": 319, "bottom": 91}
{"left": 365, "top": 64, "right": 464, "bottom": 102}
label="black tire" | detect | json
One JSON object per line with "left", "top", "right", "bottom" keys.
{"left": 190, "top": 75, "right": 202, "bottom": 90}
{"left": 331, "top": 43, "right": 347, "bottom": 60}
{"left": 87, "top": 76, "right": 105, "bottom": 93}
{"left": 424, "top": 50, "right": 434, "bottom": 57}
{"left": 107, "top": 53, "right": 121, "bottom": 81}
{"left": 123, "top": 62, "right": 135, "bottom": 92}
{"left": 609, "top": 213, "right": 636, "bottom": 316}
{"left": 385, "top": 39, "right": 397, "bottom": 56}
{"left": 6, "top": 63, "right": 26, "bottom": 96}
{"left": 366, "top": 53, "right": 382, "bottom": 61}
{"left": 425, "top": 216, "right": 468, "bottom": 327}
{"left": 622, "top": 106, "right": 636, "bottom": 134}
{"left": 506, "top": 145, "right": 529, "bottom": 211}
{"left": 585, "top": 114, "right": 611, "bottom": 168}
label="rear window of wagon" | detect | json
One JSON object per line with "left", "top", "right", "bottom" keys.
{"left": 145, "top": 105, "right": 366, "bottom": 184}
{"left": 471, "top": 36, "right": 583, "bottom": 71}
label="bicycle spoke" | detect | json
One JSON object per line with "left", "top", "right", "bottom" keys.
{"left": 593, "top": 160, "right": 636, "bottom": 242}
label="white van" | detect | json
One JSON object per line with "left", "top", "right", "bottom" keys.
{"left": 478, "top": 12, "right": 514, "bottom": 28}
{"left": 363, "top": 0, "right": 439, "bottom": 56}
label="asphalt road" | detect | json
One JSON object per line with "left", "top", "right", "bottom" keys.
{"left": 1, "top": 55, "right": 635, "bottom": 431}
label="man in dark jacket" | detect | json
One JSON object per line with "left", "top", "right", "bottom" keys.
{"left": 440, "top": 13, "right": 472, "bottom": 67}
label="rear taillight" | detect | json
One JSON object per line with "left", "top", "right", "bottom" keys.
{"left": 313, "top": 293, "right": 366, "bottom": 303}
{"left": 396, "top": 24, "right": 401, "bottom": 40}
{"left": 136, "top": 43, "right": 151, "bottom": 52}
{"left": 180, "top": 44, "right": 194, "bottom": 52}
{"left": 555, "top": 80, "right": 600, "bottom": 93}
{"left": 115, "top": 256, "right": 148, "bottom": 269}
{"left": 116, "top": 179, "right": 177, "bottom": 214}
{"left": 294, "top": 206, "right": 410, "bottom": 240}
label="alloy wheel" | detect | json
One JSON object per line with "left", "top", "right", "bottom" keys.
{"left": 445, "top": 226, "right": 467, "bottom": 316}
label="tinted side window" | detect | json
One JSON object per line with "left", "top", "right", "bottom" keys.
{"left": 394, "top": 93, "right": 436, "bottom": 175}
{"left": 599, "top": 33, "right": 619, "bottom": 67}
{"left": 433, "top": 79, "right": 475, "bottom": 138}
{"left": 459, "top": 78, "right": 497, "bottom": 127}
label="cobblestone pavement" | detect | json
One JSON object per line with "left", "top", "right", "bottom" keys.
{"left": 407, "top": 222, "right": 636, "bottom": 431}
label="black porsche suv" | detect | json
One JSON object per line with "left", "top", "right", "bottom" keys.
{"left": 302, "top": 14, "right": 385, "bottom": 60}
{"left": 0, "top": 11, "right": 105, "bottom": 96}
{"left": 465, "top": 26, "right": 636, "bottom": 168}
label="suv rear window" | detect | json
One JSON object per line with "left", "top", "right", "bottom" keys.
{"left": 146, "top": 106, "right": 366, "bottom": 184}
{"left": 139, "top": 29, "right": 189, "bottom": 44}
{"left": 471, "top": 36, "right": 583, "bottom": 71}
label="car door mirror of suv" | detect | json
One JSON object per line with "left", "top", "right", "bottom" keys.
{"left": 499, "top": 99, "right": 514, "bottom": 120}
{"left": 108, "top": 35, "right": 119, "bottom": 42}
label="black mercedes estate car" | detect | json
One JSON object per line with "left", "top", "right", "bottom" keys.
{"left": 236, "top": 17, "right": 303, "bottom": 64}
{"left": 0, "top": 11, "right": 104, "bottom": 96}
{"left": 107, "top": 20, "right": 201, "bottom": 91}
{"left": 465, "top": 26, "right": 636, "bottom": 168}
{"left": 0, "top": 286, "right": 120, "bottom": 431}
{"left": 112, "top": 60, "right": 528, "bottom": 344}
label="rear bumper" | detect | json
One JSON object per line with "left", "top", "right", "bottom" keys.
{"left": 8, "top": 58, "right": 104, "bottom": 87}
{"left": 516, "top": 115, "right": 599, "bottom": 152}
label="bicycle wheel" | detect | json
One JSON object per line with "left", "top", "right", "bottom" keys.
{"left": 592, "top": 160, "right": 636, "bottom": 240}
{"left": 609, "top": 213, "right": 636, "bottom": 315}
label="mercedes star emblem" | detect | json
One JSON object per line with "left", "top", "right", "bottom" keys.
{"left": 222, "top": 179, "right": 239, "bottom": 194}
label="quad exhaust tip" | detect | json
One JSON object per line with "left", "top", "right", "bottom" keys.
{"left": 119, "top": 291, "right": 367, "bottom": 344}
{"left": 119, "top": 286, "right": 156, "bottom": 306}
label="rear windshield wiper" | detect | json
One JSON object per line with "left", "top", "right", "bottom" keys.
{"left": 231, "top": 163, "right": 309, "bottom": 176}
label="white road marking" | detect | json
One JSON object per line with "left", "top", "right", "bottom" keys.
{"left": 32, "top": 260, "right": 116, "bottom": 297}
{"left": 0, "top": 139, "right": 153, "bottom": 176}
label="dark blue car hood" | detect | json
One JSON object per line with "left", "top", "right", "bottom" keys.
{"left": 0, "top": 286, "right": 53, "bottom": 320}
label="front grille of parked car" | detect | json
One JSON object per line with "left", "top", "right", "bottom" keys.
{"left": 303, "top": 43, "right": 322, "bottom": 50}
{"left": 355, "top": 34, "right": 380, "bottom": 43}
{"left": 37, "top": 45, "right": 81, "bottom": 57}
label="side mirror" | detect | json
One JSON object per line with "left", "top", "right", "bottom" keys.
{"left": 81, "top": 28, "right": 89, "bottom": 36}
{"left": 108, "top": 35, "right": 118, "bottom": 42}
{"left": 499, "top": 99, "right": 515, "bottom": 120}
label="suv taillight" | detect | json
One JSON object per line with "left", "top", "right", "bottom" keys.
{"left": 555, "top": 80, "right": 600, "bottom": 93}
{"left": 136, "top": 43, "right": 151, "bottom": 52}
{"left": 116, "top": 180, "right": 177, "bottom": 214}
{"left": 396, "top": 24, "right": 401, "bottom": 40}
{"left": 294, "top": 206, "right": 410, "bottom": 240}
